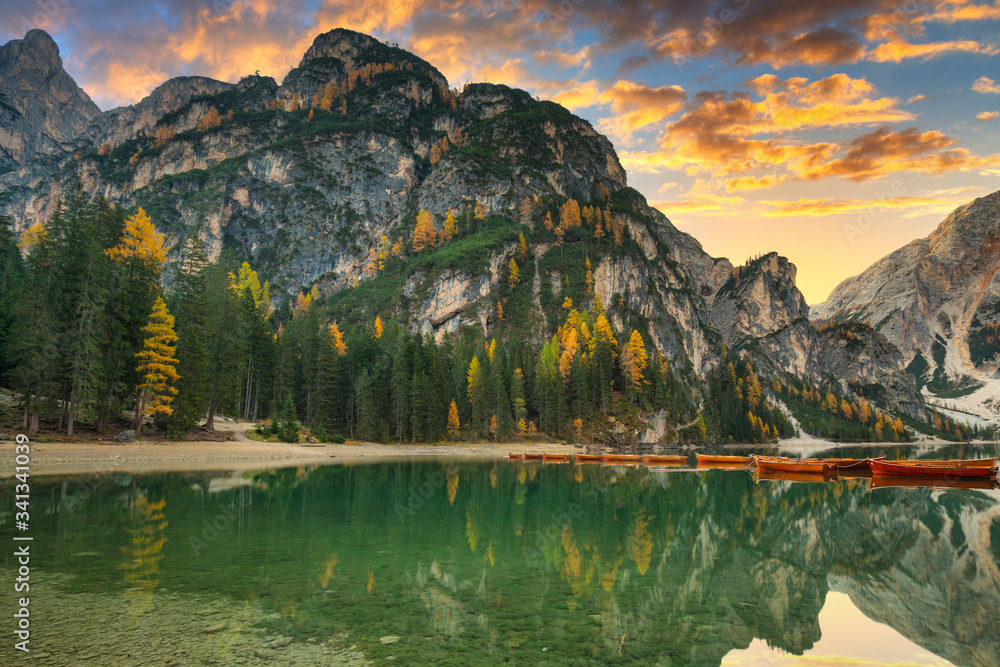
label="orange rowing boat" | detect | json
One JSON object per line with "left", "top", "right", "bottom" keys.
{"left": 523, "top": 452, "right": 542, "bottom": 461}
{"left": 508, "top": 453, "right": 522, "bottom": 460}
{"left": 892, "top": 457, "right": 997, "bottom": 467}
{"left": 542, "top": 453, "right": 570, "bottom": 462}
{"left": 696, "top": 453, "right": 753, "bottom": 466}
{"left": 603, "top": 454, "right": 643, "bottom": 463}
{"left": 643, "top": 454, "right": 687, "bottom": 465}
{"left": 870, "top": 459, "right": 998, "bottom": 478}
{"left": 575, "top": 454, "right": 603, "bottom": 463}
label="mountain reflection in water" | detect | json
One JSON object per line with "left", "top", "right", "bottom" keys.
{"left": 1, "top": 454, "right": 998, "bottom": 665}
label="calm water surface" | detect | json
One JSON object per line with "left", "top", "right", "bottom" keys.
{"left": 2, "top": 443, "right": 999, "bottom": 666}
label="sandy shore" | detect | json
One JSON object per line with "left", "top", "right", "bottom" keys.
{"left": 0, "top": 417, "right": 979, "bottom": 477}
{"left": 0, "top": 437, "right": 580, "bottom": 477}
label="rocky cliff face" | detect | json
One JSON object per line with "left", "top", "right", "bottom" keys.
{"left": 814, "top": 192, "right": 1000, "bottom": 387}
{"left": 0, "top": 28, "right": 928, "bottom": 427}
{"left": 0, "top": 30, "right": 101, "bottom": 173}
{"left": 710, "top": 253, "right": 925, "bottom": 417}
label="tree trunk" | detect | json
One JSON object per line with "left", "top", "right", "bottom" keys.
{"left": 29, "top": 409, "right": 38, "bottom": 437}
{"left": 22, "top": 395, "right": 29, "bottom": 431}
{"left": 133, "top": 389, "right": 143, "bottom": 432}
{"left": 204, "top": 400, "right": 216, "bottom": 431}
{"left": 66, "top": 400, "right": 74, "bottom": 438}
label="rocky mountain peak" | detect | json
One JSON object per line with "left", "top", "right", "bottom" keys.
{"left": 0, "top": 29, "right": 101, "bottom": 172}
{"left": 711, "top": 252, "right": 808, "bottom": 347}
{"left": 298, "top": 28, "right": 448, "bottom": 89}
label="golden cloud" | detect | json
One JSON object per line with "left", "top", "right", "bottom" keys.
{"left": 866, "top": 38, "right": 997, "bottom": 63}
{"left": 973, "top": 76, "right": 1000, "bottom": 93}
{"left": 978, "top": 111, "right": 1000, "bottom": 120}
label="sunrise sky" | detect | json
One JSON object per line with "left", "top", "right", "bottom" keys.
{"left": 7, "top": 0, "right": 1000, "bottom": 303}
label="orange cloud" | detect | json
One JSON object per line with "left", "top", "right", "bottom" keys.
{"left": 595, "top": 80, "right": 687, "bottom": 141}
{"left": 866, "top": 38, "right": 997, "bottom": 63}
{"left": 978, "top": 111, "right": 1000, "bottom": 120}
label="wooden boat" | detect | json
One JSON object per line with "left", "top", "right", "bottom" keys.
{"left": 756, "top": 470, "right": 837, "bottom": 484}
{"left": 870, "top": 459, "right": 998, "bottom": 479}
{"left": 575, "top": 454, "right": 603, "bottom": 463}
{"left": 603, "top": 454, "right": 643, "bottom": 463}
{"left": 754, "top": 456, "right": 837, "bottom": 474}
{"left": 826, "top": 456, "right": 884, "bottom": 471}
{"left": 642, "top": 454, "right": 687, "bottom": 465}
{"left": 507, "top": 453, "right": 523, "bottom": 460}
{"left": 542, "top": 453, "right": 570, "bottom": 462}
{"left": 892, "top": 457, "right": 997, "bottom": 468}
{"left": 696, "top": 453, "right": 753, "bottom": 466}
{"left": 870, "top": 475, "right": 999, "bottom": 490}
{"left": 523, "top": 452, "right": 543, "bottom": 461}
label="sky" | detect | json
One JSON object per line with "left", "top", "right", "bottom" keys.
{"left": 5, "top": 0, "right": 1000, "bottom": 304}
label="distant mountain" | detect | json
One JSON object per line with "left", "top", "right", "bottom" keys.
{"left": 0, "top": 28, "right": 933, "bottom": 435}
{"left": 814, "top": 191, "right": 1000, "bottom": 416}
{"left": 0, "top": 29, "right": 100, "bottom": 172}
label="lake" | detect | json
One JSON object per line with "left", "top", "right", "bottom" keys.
{"left": 2, "top": 444, "right": 999, "bottom": 665}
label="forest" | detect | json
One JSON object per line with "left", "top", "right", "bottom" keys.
{"left": 2, "top": 184, "right": 985, "bottom": 445}
{"left": 0, "top": 187, "right": 707, "bottom": 443}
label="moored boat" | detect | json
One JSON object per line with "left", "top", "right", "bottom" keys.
{"left": 826, "top": 456, "right": 884, "bottom": 471}
{"left": 754, "top": 456, "right": 837, "bottom": 474}
{"left": 542, "top": 453, "right": 570, "bottom": 462}
{"left": 643, "top": 454, "right": 687, "bottom": 465}
{"left": 575, "top": 454, "right": 603, "bottom": 463}
{"left": 523, "top": 452, "right": 543, "bottom": 461}
{"left": 892, "top": 457, "right": 997, "bottom": 468}
{"left": 603, "top": 454, "right": 643, "bottom": 463}
{"left": 696, "top": 453, "right": 753, "bottom": 466}
{"left": 507, "top": 453, "right": 522, "bottom": 460}
{"left": 869, "top": 459, "right": 998, "bottom": 478}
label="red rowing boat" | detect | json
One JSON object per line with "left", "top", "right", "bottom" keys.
{"left": 575, "top": 454, "right": 603, "bottom": 463}
{"left": 696, "top": 453, "right": 753, "bottom": 466}
{"left": 643, "top": 454, "right": 687, "bottom": 465}
{"left": 870, "top": 459, "right": 998, "bottom": 478}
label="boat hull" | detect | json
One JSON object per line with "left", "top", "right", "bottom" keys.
{"left": 755, "top": 457, "right": 837, "bottom": 474}
{"left": 643, "top": 455, "right": 687, "bottom": 465}
{"left": 696, "top": 454, "right": 752, "bottom": 466}
{"left": 870, "top": 459, "right": 998, "bottom": 478}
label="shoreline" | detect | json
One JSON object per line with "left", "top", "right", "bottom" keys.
{"left": 0, "top": 425, "right": 984, "bottom": 477}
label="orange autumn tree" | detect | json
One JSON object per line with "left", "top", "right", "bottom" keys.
{"left": 330, "top": 322, "right": 348, "bottom": 355}
{"left": 374, "top": 316, "right": 383, "bottom": 339}
{"left": 134, "top": 297, "right": 180, "bottom": 433}
{"left": 106, "top": 208, "right": 167, "bottom": 268}
{"left": 441, "top": 209, "right": 458, "bottom": 242}
{"left": 197, "top": 106, "right": 222, "bottom": 131}
{"left": 412, "top": 209, "right": 436, "bottom": 252}
{"left": 447, "top": 400, "right": 461, "bottom": 439}
{"left": 508, "top": 258, "right": 520, "bottom": 288}
{"left": 622, "top": 329, "right": 648, "bottom": 395}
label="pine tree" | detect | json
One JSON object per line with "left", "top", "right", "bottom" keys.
{"left": 467, "top": 355, "right": 486, "bottom": 435}
{"left": 279, "top": 395, "right": 299, "bottom": 443}
{"left": 134, "top": 297, "right": 180, "bottom": 433}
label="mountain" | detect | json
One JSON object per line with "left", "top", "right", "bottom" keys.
{"left": 0, "top": 28, "right": 933, "bottom": 439}
{"left": 0, "top": 29, "right": 101, "bottom": 172}
{"left": 814, "top": 191, "right": 1000, "bottom": 419}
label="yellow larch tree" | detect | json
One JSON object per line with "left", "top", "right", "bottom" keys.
{"left": 197, "top": 106, "right": 222, "bottom": 131}
{"left": 134, "top": 297, "right": 180, "bottom": 433}
{"left": 508, "top": 258, "right": 520, "bottom": 288}
{"left": 412, "top": 209, "right": 436, "bottom": 252}
{"left": 330, "top": 322, "right": 348, "bottom": 355}
{"left": 106, "top": 208, "right": 167, "bottom": 270}
{"left": 622, "top": 329, "right": 648, "bottom": 393}
{"left": 442, "top": 209, "right": 458, "bottom": 242}
{"left": 447, "top": 400, "right": 461, "bottom": 439}
{"left": 374, "top": 316, "right": 383, "bottom": 340}
{"left": 517, "top": 233, "right": 528, "bottom": 260}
